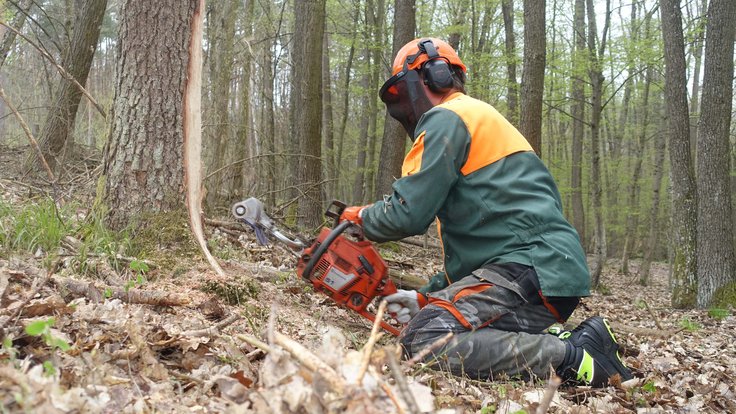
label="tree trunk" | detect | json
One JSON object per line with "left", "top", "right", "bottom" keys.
{"left": 375, "top": 0, "right": 415, "bottom": 198}
{"left": 292, "top": 0, "right": 325, "bottom": 229}
{"left": 26, "top": 0, "right": 107, "bottom": 174}
{"left": 205, "top": 0, "right": 239, "bottom": 207}
{"left": 660, "top": 0, "right": 698, "bottom": 308}
{"left": 352, "top": 49, "right": 372, "bottom": 204}
{"left": 570, "top": 0, "right": 586, "bottom": 247}
{"left": 501, "top": 0, "right": 518, "bottom": 126}
{"left": 586, "top": 0, "right": 610, "bottom": 288}
{"left": 696, "top": 0, "right": 735, "bottom": 307}
{"left": 232, "top": 0, "right": 255, "bottom": 201}
{"left": 101, "top": 0, "right": 197, "bottom": 230}
{"left": 639, "top": 119, "right": 667, "bottom": 285}
{"left": 322, "top": 31, "right": 336, "bottom": 200}
{"left": 688, "top": 0, "right": 708, "bottom": 160}
{"left": 519, "top": 0, "right": 545, "bottom": 157}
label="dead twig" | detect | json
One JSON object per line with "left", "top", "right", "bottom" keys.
{"left": 405, "top": 332, "right": 454, "bottom": 367}
{"left": 236, "top": 333, "right": 274, "bottom": 354}
{"left": 180, "top": 313, "right": 240, "bottom": 337}
{"left": 51, "top": 276, "right": 190, "bottom": 306}
{"left": 641, "top": 298, "right": 664, "bottom": 331}
{"left": 0, "top": 263, "right": 56, "bottom": 338}
{"left": 357, "top": 300, "right": 387, "bottom": 384}
{"left": 273, "top": 331, "right": 346, "bottom": 395}
{"left": 0, "top": 87, "right": 56, "bottom": 184}
{"left": 386, "top": 346, "right": 421, "bottom": 414}
{"left": 536, "top": 372, "right": 562, "bottom": 414}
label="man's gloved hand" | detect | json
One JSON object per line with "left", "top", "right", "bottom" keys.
{"left": 385, "top": 289, "right": 428, "bottom": 324}
{"left": 339, "top": 205, "right": 368, "bottom": 225}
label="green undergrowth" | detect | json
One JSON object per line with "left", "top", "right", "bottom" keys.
{"left": 200, "top": 277, "right": 260, "bottom": 305}
{"left": 0, "top": 198, "right": 68, "bottom": 255}
{"left": 127, "top": 209, "right": 201, "bottom": 273}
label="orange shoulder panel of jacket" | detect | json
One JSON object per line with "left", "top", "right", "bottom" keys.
{"left": 438, "top": 95, "right": 533, "bottom": 176}
{"left": 401, "top": 131, "right": 426, "bottom": 177}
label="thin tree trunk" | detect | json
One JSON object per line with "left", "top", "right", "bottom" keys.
{"left": 586, "top": 0, "right": 610, "bottom": 288}
{"left": 660, "top": 0, "right": 698, "bottom": 308}
{"left": 570, "top": 0, "right": 586, "bottom": 247}
{"left": 501, "top": 0, "right": 518, "bottom": 126}
{"left": 322, "top": 30, "right": 335, "bottom": 200}
{"left": 695, "top": 0, "right": 735, "bottom": 307}
{"left": 233, "top": 0, "right": 254, "bottom": 200}
{"left": 688, "top": 0, "right": 707, "bottom": 160}
{"left": 639, "top": 121, "right": 667, "bottom": 285}
{"left": 26, "top": 0, "right": 107, "bottom": 175}
{"left": 375, "top": 0, "right": 415, "bottom": 198}
{"left": 519, "top": 0, "right": 545, "bottom": 156}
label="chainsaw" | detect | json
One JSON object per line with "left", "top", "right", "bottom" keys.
{"left": 231, "top": 198, "right": 400, "bottom": 336}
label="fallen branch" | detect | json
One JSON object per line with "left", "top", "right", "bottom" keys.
{"left": 180, "top": 314, "right": 239, "bottom": 337}
{"left": 273, "top": 331, "right": 346, "bottom": 395}
{"left": 236, "top": 333, "right": 274, "bottom": 354}
{"left": 405, "top": 332, "right": 454, "bottom": 367}
{"left": 357, "top": 300, "right": 387, "bottom": 384}
{"left": 386, "top": 346, "right": 421, "bottom": 414}
{"left": 536, "top": 373, "right": 562, "bottom": 414}
{"left": 51, "top": 276, "right": 190, "bottom": 306}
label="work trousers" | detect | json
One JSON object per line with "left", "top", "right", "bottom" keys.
{"left": 400, "top": 263, "right": 579, "bottom": 380}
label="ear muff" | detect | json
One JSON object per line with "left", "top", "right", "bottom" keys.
{"left": 422, "top": 59, "right": 454, "bottom": 93}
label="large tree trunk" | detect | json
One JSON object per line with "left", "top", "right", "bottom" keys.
{"left": 291, "top": 0, "right": 325, "bottom": 229}
{"left": 501, "top": 0, "right": 518, "bottom": 126}
{"left": 375, "top": 0, "right": 415, "bottom": 198}
{"left": 519, "top": 0, "right": 545, "bottom": 157}
{"left": 101, "top": 0, "right": 197, "bottom": 230}
{"left": 660, "top": 0, "right": 698, "bottom": 308}
{"left": 570, "top": 0, "right": 586, "bottom": 247}
{"left": 26, "top": 0, "right": 107, "bottom": 174}
{"left": 696, "top": 0, "right": 735, "bottom": 307}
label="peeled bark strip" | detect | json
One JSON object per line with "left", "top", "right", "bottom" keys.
{"left": 51, "top": 276, "right": 190, "bottom": 306}
{"left": 183, "top": 0, "right": 225, "bottom": 277}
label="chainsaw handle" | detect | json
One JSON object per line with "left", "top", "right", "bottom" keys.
{"left": 324, "top": 200, "right": 347, "bottom": 227}
{"left": 301, "top": 220, "right": 352, "bottom": 279}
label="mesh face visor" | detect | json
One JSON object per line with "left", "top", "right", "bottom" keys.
{"left": 379, "top": 68, "right": 432, "bottom": 139}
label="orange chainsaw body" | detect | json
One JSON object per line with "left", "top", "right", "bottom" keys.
{"left": 296, "top": 225, "right": 400, "bottom": 336}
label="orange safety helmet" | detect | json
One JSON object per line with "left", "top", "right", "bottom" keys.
{"left": 390, "top": 38, "right": 467, "bottom": 76}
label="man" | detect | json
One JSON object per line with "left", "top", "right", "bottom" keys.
{"left": 340, "top": 38, "right": 633, "bottom": 387}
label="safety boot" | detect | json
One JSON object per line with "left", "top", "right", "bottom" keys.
{"left": 556, "top": 316, "right": 633, "bottom": 387}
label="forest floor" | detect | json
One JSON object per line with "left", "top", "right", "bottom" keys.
{"left": 1, "top": 144, "right": 735, "bottom": 413}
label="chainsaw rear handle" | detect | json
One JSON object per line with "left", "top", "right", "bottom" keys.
{"left": 301, "top": 220, "right": 352, "bottom": 279}
{"left": 324, "top": 200, "right": 347, "bottom": 227}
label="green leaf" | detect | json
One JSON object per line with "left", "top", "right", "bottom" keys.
{"left": 642, "top": 382, "right": 656, "bottom": 393}
{"left": 42, "top": 360, "right": 56, "bottom": 377}
{"left": 52, "top": 338, "right": 71, "bottom": 352}
{"left": 104, "top": 287, "right": 113, "bottom": 298}
{"left": 25, "top": 318, "right": 52, "bottom": 336}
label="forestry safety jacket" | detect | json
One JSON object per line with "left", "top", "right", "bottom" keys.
{"left": 361, "top": 92, "right": 590, "bottom": 298}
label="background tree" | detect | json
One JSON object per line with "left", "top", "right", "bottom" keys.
{"left": 695, "top": 0, "right": 735, "bottom": 307}
{"left": 290, "top": 0, "right": 325, "bottom": 228}
{"left": 375, "top": 0, "right": 415, "bottom": 198}
{"left": 519, "top": 0, "right": 545, "bottom": 156}
{"left": 570, "top": 0, "right": 586, "bottom": 246}
{"left": 101, "top": 0, "right": 197, "bottom": 230}
{"left": 25, "top": 0, "right": 107, "bottom": 174}
{"left": 660, "top": 0, "right": 698, "bottom": 308}
{"left": 501, "top": 0, "right": 518, "bottom": 127}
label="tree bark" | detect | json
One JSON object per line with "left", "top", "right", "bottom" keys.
{"left": 639, "top": 120, "right": 667, "bottom": 286}
{"left": 570, "top": 0, "right": 586, "bottom": 248}
{"left": 375, "top": 0, "right": 415, "bottom": 198}
{"left": 695, "top": 0, "right": 735, "bottom": 307}
{"left": 501, "top": 0, "right": 518, "bottom": 126}
{"left": 101, "top": 0, "right": 197, "bottom": 230}
{"left": 26, "top": 0, "right": 107, "bottom": 174}
{"left": 291, "top": 0, "right": 325, "bottom": 229}
{"left": 519, "top": 0, "right": 545, "bottom": 157}
{"left": 232, "top": 0, "right": 255, "bottom": 200}
{"left": 660, "top": 0, "right": 698, "bottom": 308}
{"left": 586, "top": 0, "right": 610, "bottom": 288}
{"left": 322, "top": 30, "right": 336, "bottom": 200}
{"left": 205, "top": 0, "right": 239, "bottom": 207}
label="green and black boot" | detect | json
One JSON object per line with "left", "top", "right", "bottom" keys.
{"left": 556, "top": 316, "right": 633, "bottom": 387}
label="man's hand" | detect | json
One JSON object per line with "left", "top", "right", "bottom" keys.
{"left": 385, "top": 289, "right": 427, "bottom": 323}
{"left": 339, "top": 205, "right": 368, "bottom": 225}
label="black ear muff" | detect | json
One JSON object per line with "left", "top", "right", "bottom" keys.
{"left": 417, "top": 39, "right": 454, "bottom": 93}
{"left": 422, "top": 59, "right": 454, "bottom": 93}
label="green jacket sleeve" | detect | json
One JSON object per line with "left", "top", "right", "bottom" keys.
{"left": 361, "top": 108, "right": 470, "bottom": 242}
{"left": 418, "top": 272, "right": 450, "bottom": 294}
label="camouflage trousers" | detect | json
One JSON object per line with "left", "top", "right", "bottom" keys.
{"left": 400, "top": 263, "right": 578, "bottom": 380}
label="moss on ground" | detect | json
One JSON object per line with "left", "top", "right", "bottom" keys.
{"left": 128, "top": 210, "right": 201, "bottom": 274}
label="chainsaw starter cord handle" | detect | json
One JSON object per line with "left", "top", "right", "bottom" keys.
{"left": 301, "top": 220, "right": 352, "bottom": 279}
